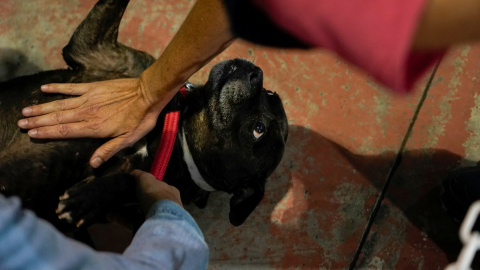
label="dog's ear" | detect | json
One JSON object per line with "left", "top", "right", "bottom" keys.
{"left": 229, "top": 178, "right": 266, "bottom": 226}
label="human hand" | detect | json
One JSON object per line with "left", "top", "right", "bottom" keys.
{"left": 131, "top": 170, "right": 183, "bottom": 213}
{"left": 17, "top": 78, "right": 162, "bottom": 168}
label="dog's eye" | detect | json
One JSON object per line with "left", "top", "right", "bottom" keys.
{"left": 253, "top": 122, "right": 266, "bottom": 139}
{"left": 266, "top": 89, "right": 275, "bottom": 95}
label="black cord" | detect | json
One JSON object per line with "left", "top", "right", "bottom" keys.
{"left": 349, "top": 59, "right": 442, "bottom": 269}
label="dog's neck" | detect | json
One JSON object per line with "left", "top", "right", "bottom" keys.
{"left": 179, "top": 128, "right": 216, "bottom": 192}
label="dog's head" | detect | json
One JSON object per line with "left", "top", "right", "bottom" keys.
{"left": 182, "top": 58, "right": 288, "bottom": 226}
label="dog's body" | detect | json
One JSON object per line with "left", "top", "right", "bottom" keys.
{"left": 0, "top": 0, "right": 287, "bottom": 228}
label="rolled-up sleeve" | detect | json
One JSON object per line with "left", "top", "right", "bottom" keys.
{"left": 123, "top": 200, "right": 210, "bottom": 269}
{"left": 0, "top": 195, "right": 209, "bottom": 270}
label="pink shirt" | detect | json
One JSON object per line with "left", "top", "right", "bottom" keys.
{"left": 253, "top": 0, "right": 445, "bottom": 93}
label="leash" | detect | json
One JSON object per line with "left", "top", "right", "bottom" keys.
{"left": 149, "top": 85, "right": 188, "bottom": 181}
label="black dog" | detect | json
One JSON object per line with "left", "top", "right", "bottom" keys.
{"left": 0, "top": 0, "right": 288, "bottom": 228}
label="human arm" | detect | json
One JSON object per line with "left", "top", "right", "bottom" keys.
{"left": 0, "top": 171, "right": 209, "bottom": 270}
{"left": 225, "top": 0, "right": 480, "bottom": 91}
{"left": 412, "top": 0, "right": 480, "bottom": 50}
{"left": 18, "top": 0, "right": 235, "bottom": 168}
{"left": 19, "top": 0, "right": 480, "bottom": 168}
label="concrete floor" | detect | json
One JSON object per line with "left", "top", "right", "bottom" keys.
{"left": 2, "top": 0, "right": 480, "bottom": 269}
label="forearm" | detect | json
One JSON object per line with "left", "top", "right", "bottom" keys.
{"left": 413, "top": 0, "right": 480, "bottom": 50}
{"left": 140, "top": 0, "right": 235, "bottom": 113}
{"left": 124, "top": 200, "right": 209, "bottom": 269}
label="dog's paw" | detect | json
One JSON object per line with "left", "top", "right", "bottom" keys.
{"left": 56, "top": 177, "right": 109, "bottom": 228}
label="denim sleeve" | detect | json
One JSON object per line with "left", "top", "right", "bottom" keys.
{"left": 0, "top": 195, "right": 209, "bottom": 270}
{"left": 123, "top": 200, "right": 210, "bottom": 269}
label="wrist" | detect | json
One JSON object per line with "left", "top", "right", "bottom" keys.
{"left": 138, "top": 64, "right": 185, "bottom": 114}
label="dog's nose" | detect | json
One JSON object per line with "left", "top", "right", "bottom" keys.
{"left": 249, "top": 68, "right": 263, "bottom": 88}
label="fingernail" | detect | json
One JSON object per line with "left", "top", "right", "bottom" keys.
{"left": 28, "top": 129, "right": 38, "bottom": 136}
{"left": 91, "top": 157, "right": 103, "bottom": 168}
{"left": 76, "top": 219, "right": 85, "bottom": 228}
{"left": 41, "top": 85, "right": 49, "bottom": 91}
{"left": 18, "top": 119, "right": 28, "bottom": 127}
{"left": 22, "top": 107, "right": 32, "bottom": 115}
{"left": 55, "top": 204, "right": 65, "bottom": 214}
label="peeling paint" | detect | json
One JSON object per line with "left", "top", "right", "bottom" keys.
{"left": 368, "top": 256, "right": 385, "bottom": 269}
{"left": 357, "top": 99, "right": 366, "bottom": 109}
{"left": 461, "top": 93, "right": 480, "bottom": 166}
{"left": 425, "top": 97, "right": 453, "bottom": 148}
{"left": 307, "top": 100, "right": 319, "bottom": 118}
{"left": 373, "top": 93, "right": 391, "bottom": 136}
{"left": 333, "top": 183, "right": 370, "bottom": 241}
{"left": 424, "top": 47, "right": 469, "bottom": 148}
{"left": 449, "top": 47, "right": 470, "bottom": 89}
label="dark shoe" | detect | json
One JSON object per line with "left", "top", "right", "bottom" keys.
{"left": 441, "top": 164, "right": 480, "bottom": 224}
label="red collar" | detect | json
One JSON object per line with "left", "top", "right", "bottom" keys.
{"left": 149, "top": 85, "right": 187, "bottom": 181}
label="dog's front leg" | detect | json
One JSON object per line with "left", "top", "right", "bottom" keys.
{"left": 56, "top": 172, "right": 136, "bottom": 228}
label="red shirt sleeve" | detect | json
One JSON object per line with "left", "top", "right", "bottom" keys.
{"left": 252, "top": 0, "right": 445, "bottom": 93}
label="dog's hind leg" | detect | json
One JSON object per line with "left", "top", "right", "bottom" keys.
{"left": 62, "top": 0, "right": 155, "bottom": 77}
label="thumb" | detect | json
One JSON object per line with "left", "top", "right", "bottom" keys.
{"left": 89, "top": 136, "right": 133, "bottom": 168}
{"left": 130, "top": 169, "right": 148, "bottom": 179}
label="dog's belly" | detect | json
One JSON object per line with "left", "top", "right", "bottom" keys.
{"left": 0, "top": 134, "right": 98, "bottom": 200}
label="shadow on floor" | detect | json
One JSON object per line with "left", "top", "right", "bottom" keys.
{"left": 332, "top": 131, "right": 463, "bottom": 263}
{"left": 192, "top": 125, "right": 464, "bottom": 268}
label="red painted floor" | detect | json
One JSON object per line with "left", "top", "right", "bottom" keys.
{"left": 2, "top": 0, "right": 480, "bottom": 269}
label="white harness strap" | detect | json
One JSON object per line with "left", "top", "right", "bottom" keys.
{"left": 180, "top": 129, "right": 216, "bottom": 192}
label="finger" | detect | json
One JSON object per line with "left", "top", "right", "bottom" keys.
{"left": 40, "top": 83, "right": 91, "bottom": 95}
{"left": 131, "top": 169, "right": 150, "bottom": 179}
{"left": 90, "top": 136, "right": 133, "bottom": 168}
{"left": 26, "top": 122, "right": 98, "bottom": 139}
{"left": 22, "top": 97, "right": 85, "bottom": 117}
{"left": 131, "top": 170, "right": 159, "bottom": 184}
{"left": 18, "top": 108, "right": 86, "bottom": 129}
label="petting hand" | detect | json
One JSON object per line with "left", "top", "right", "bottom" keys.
{"left": 17, "top": 78, "right": 162, "bottom": 168}
{"left": 131, "top": 170, "right": 183, "bottom": 213}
